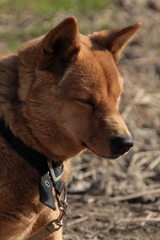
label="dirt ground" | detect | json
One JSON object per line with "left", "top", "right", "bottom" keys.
{"left": 0, "top": 0, "right": 160, "bottom": 239}
{"left": 63, "top": 1, "right": 160, "bottom": 239}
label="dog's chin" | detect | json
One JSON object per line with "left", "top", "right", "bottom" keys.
{"left": 101, "top": 150, "right": 130, "bottom": 160}
{"left": 94, "top": 153, "right": 121, "bottom": 160}
{"left": 82, "top": 141, "right": 122, "bottom": 160}
{"left": 103, "top": 155, "right": 121, "bottom": 160}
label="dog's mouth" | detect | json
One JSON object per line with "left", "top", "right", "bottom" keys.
{"left": 81, "top": 141, "right": 88, "bottom": 148}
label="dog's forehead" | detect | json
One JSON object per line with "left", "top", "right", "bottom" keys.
{"left": 60, "top": 34, "right": 123, "bottom": 101}
{"left": 74, "top": 35, "right": 123, "bottom": 95}
{"left": 79, "top": 34, "right": 121, "bottom": 78}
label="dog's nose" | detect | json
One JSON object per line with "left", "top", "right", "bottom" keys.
{"left": 110, "top": 136, "right": 133, "bottom": 157}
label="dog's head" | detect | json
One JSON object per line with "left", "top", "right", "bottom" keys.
{"left": 18, "top": 17, "right": 141, "bottom": 161}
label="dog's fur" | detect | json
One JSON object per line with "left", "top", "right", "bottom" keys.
{"left": 0, "top": 17, "right": 141, "bottom": 240}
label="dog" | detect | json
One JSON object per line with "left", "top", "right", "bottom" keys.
{"left": 0, "top": 16, "right": 141, "bottom": 240}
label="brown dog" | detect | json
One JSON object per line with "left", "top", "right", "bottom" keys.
{"left": 0, "top": 16, "right": 141, "bottom": 240}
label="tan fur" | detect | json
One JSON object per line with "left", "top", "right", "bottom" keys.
{"left": 0, "top": 17, "right": 141, "bottom": 239}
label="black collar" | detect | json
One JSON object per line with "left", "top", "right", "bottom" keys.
{"left": 0, "top": 117, "right": 65, "bottom": 210}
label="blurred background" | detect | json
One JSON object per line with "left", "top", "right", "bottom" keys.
{"left": 0, "top": 0, "right": 160, "bottom": 239}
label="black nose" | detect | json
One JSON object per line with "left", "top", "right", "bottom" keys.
{"left": 110, "top": 136, "right": 133, "bottom": 157}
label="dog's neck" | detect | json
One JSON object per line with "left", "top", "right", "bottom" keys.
{"left": 0, "top": 53, "right": 65, "bottom": 163}
{"left": 0, "top": 54, "right": 19, "bottom": 114}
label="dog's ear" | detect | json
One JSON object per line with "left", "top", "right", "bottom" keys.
{"left": 93, "top": 22, "right": 142, "bottom": 62}
{"left": 36, "top": 16, "right": 80, "bottom": 69}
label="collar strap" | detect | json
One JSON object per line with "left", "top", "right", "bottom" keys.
{"left": 0, "top": 117, "right": 65, "bottom": 210}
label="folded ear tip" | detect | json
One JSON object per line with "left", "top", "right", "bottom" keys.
{"left": 137, "top": 22, "right": 142, "bottom": 26}
{"left": 134, "top": 22, "right": 142, "bottom": 29}
{"left": 68, "top": 16, "right": 77, "bottom": 21}
{"left": 64, "top": 16, "right": 78, "bottom": 26}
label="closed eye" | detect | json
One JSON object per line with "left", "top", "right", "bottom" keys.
{"left": 76, "top": 99, "right": 94, "bottom": 108}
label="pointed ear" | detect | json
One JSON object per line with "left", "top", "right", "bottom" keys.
{"left": 93, "top": 22, "right": 142, "bottom": 62}
{"left": 36, "top": 16, "right": 80, "bottom": 69}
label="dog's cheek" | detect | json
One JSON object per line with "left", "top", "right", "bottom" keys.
{"left": 57, "top": 104, "right": 90, "bottom": 139}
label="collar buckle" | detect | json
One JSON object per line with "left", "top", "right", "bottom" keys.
{"left": 47, "top": 161, "right": 65, "bottom": 183}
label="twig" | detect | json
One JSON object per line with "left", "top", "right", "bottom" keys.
{"left": 148, "top": 155, "right": 160, "bottom": 170}
{"left": 108, "top": 188, "right": 160, "bottom": 202}
{"left": 69, "top": 188, "right": 160, "bottom": 202}
{"left": 122, "top": 57, "right": 160, "bottom": 66}
{"left": 66, "top": 216, "right": 89, "bottom": 227}
{"left": 121, "top": 218, "right": 160, "bottom": 223}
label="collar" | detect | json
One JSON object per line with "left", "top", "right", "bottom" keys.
{"left": 0, "top": 117, "right": 65, "bottom": 210}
